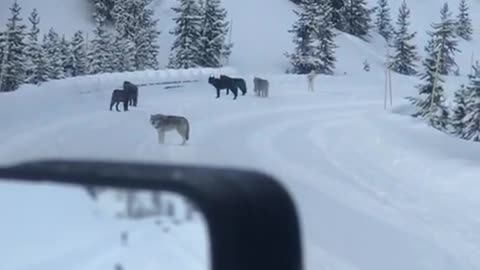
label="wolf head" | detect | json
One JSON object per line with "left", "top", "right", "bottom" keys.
{"left": 150, "top": 114, "right": 165, "bottom": 128}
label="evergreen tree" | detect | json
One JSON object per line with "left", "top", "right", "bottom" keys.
{"left": 315, "top": 0, "right": 337, "bottom": 74}
{"left": 87, "top": 24, "right": 114, "bottom": 74}
{"left": 111, "top": 0, "right": 142, "bottom": 39}
{"left": 90, "top": 0, "right": 114, "bottom": 26}
{"left": 406, "top": 36, "right": 449, "bottom": 130}
{"left": 285, "top": 0, "right": 322, "bottom": 74}
{"left": 70, "top": 31, "right": 87, "bottom": 77}
{"left": 0, "top": 31, "right": 7, "bottom": 90}
{"left": 59, "top": 35, "right": 74, "bottom": 77}
{"left": 375, "top": 0, "right": 393, "bottom": 41}
{"left": 197, "top": 0, "right": 231, "bottom": 67}
{"left": 168, "top": 0, "right": 203, "bottom": 69}
{"left": 342, "top": 0, "right": 371, "bottom": 39}
{"left": 390, "top": 0, "right": 418, "bottom": 75}
{"left": 44, "top": 28, "right": 65, "bottom": 80}
{"left": 112, "top": 34, "right": 135, "bottom": 72}
{"left": 24, "top": 8, "right": 45, "bottom": 84}
{"left": 451, "top": 84, "right": 471, "bottom": 137}
{"left": 0, "top": 1, "right": 28, "bottom": 92}
{"left": 433, "top": 2, "right": 460, "bottom": 75}
{"left": 456, "top": 0, "right": 473, "bottom": 41}
{"left": 133, "top": 0, "right": 160, "bottom": 70}
{"left": 329, "top": 0, "right": 345, "bottom": 30}
{"left": 462, "top": 77, "right": 480, "bottom": 141}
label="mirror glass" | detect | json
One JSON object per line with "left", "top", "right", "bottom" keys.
{"left": 0, "top": 180, "right": 209, "bottom": 270}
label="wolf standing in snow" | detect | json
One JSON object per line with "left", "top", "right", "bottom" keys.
{"left": 307, "top": 70, "right": 317, "bottom": 92}
{"left": 123, "top": 81, "right": 138, "bottom": 106}
{"left": 110, "top": 89, "right": 129, "bottom": 111}
{"left": 253, "top": 77, "right": 269, "bottom": 97}
{"left": 150, "top": 114, "right": 190, "bottom": 145}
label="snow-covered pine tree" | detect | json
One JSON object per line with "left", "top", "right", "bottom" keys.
{"left": 342, "top": 0, "right": 371, "bottom": 39}
{"left": 87, "top": 24, "right": 114, "bottom": 74}
{"left": 375, "top": 0, "right": 393, "bottom": 41}
{"left": 70, "top": 31, "right": 87, "bottom": 77}
{"left": 451, "top": 84, "right": 471, "bottom": 137}
{"left": 0, "top": 1, "right": 28, "bottom": 92}
{"left": 24, "top": 8, "right": 44, "bottom": 84}
{"left": 406, "top": 36, "right": 449, "bottom": 130}
{"left": 462, "top": 77, "right": 480, "bottom": 141}
{"left": 133, "top": 0, "right": 160, "bottom": 70}
{"left": 456, "top": 0, "right": 473, "bottom": 41}
{"left": 59, "top": 35, "right": 74, "bottom": 77}
{"left": 315, "top": 0, "right": 337, "bottom": 74}
{"left": 90, "top": 0, "right": 114, "bottom": 26}
{"left": 285, "top": 0, "right": 322, "bottom": 74}
{"left": 433, "top": 2, "right": 460, "bottom": 75}
{"left": 112, "top": 34, "right": 135, "bottom": 72}
{"left": 168, "top": 0, "right": 203, "bottom": 69}
{"left": 197, "top": 0, "right": 231, "bottom": 67}
{"left": 44, "top": 28, "right": 65, "bottom": 80}
{"left": 111, "top": 0, "right": 141, "bottom": 39}
{"left": 0, "top": 31, "right": 7, "bottom": 90}
{"left": 389, "top": 0, "right": 418, "bottom": 75}
{"left": 329, "top": 0, "right": 345, "bottom": 30}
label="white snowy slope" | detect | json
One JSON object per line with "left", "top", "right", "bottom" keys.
{"left": 0, "top": 66, "right": 480, "bottom": 270}
{"left": 1, "top": 0, "right": 480, "bottom": 269}
{"left": 3, "top": 0, "right": 480, "bottom": 72}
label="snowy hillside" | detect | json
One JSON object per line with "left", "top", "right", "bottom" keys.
{"left": 1, "top": 66, "right": 480, "bottom": 270}
{"left": 2, "top": 0, "right": 480, "bottom": 270}
{"left": 2, "top": 0, "right": 480, "bottom": 73}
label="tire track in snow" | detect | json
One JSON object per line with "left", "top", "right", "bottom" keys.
{"left": 243, "top": 106, "right": 465, "bottom": 270}
{"left": 309, "top": 113, "right": 480, "bottom": 269}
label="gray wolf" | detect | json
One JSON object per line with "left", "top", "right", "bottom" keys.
{"left": 150, "top": 114, "right": 190, "bottom": 145}
{"left": 253, "top": 77, "right": 269, "bottom": 97}
{"left": 123, "top": 81, "right": 138, "bottom": 106}
{"left": 307, "top": 70, "right": 317, "bottom": 92}
{"left": 110, "top": 89, "right": 129, "bottom": 111}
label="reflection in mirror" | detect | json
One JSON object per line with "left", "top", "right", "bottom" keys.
{"left": 0, "top": 180, "right": 209, "bottom": 270}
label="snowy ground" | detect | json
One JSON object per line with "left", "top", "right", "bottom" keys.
{"left": 1, "top": 67, "right": 480, "bottom": 270}
{"left": 2, "top": 0, "right": 480, "bottom": 269}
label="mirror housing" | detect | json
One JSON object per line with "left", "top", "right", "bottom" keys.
{"left": 0, "top": 160, "right": 303, "bottom": 270}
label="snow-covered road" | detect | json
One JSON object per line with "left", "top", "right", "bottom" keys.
{"left": 1, "top": 73, "right": 480, "bottom": 270}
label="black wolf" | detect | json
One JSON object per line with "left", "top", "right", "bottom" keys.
{"left": 123, "top": 81, "right": 138, "bottom": 106}
{"left": 208, "top": 76, "right": 236, "bottom": 99}
{"left": 208, "top": 75, "right": 247, "bottom": 100}
{"left": 220, "top": 75, "right": 247, "bottom": 96}
{"left": 110, "top": 89, "right": 129, "bottom": 111}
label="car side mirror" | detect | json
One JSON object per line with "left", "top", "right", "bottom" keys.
{"left": 0, "top": 159, "right": 303, "bottom": 270}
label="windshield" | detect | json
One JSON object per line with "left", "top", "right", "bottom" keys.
{"left": 1, "top": 0, "right": 480, "bottom": 269}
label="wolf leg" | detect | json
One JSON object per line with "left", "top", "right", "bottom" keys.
{"left": 157, "top": 130, "right": 165, "bottom": 144}
{"left": 216, "top": 88, "right": 220, "bottom": 98}
{"left": 115, "top": 102, "right": 121, "bottom": 112}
